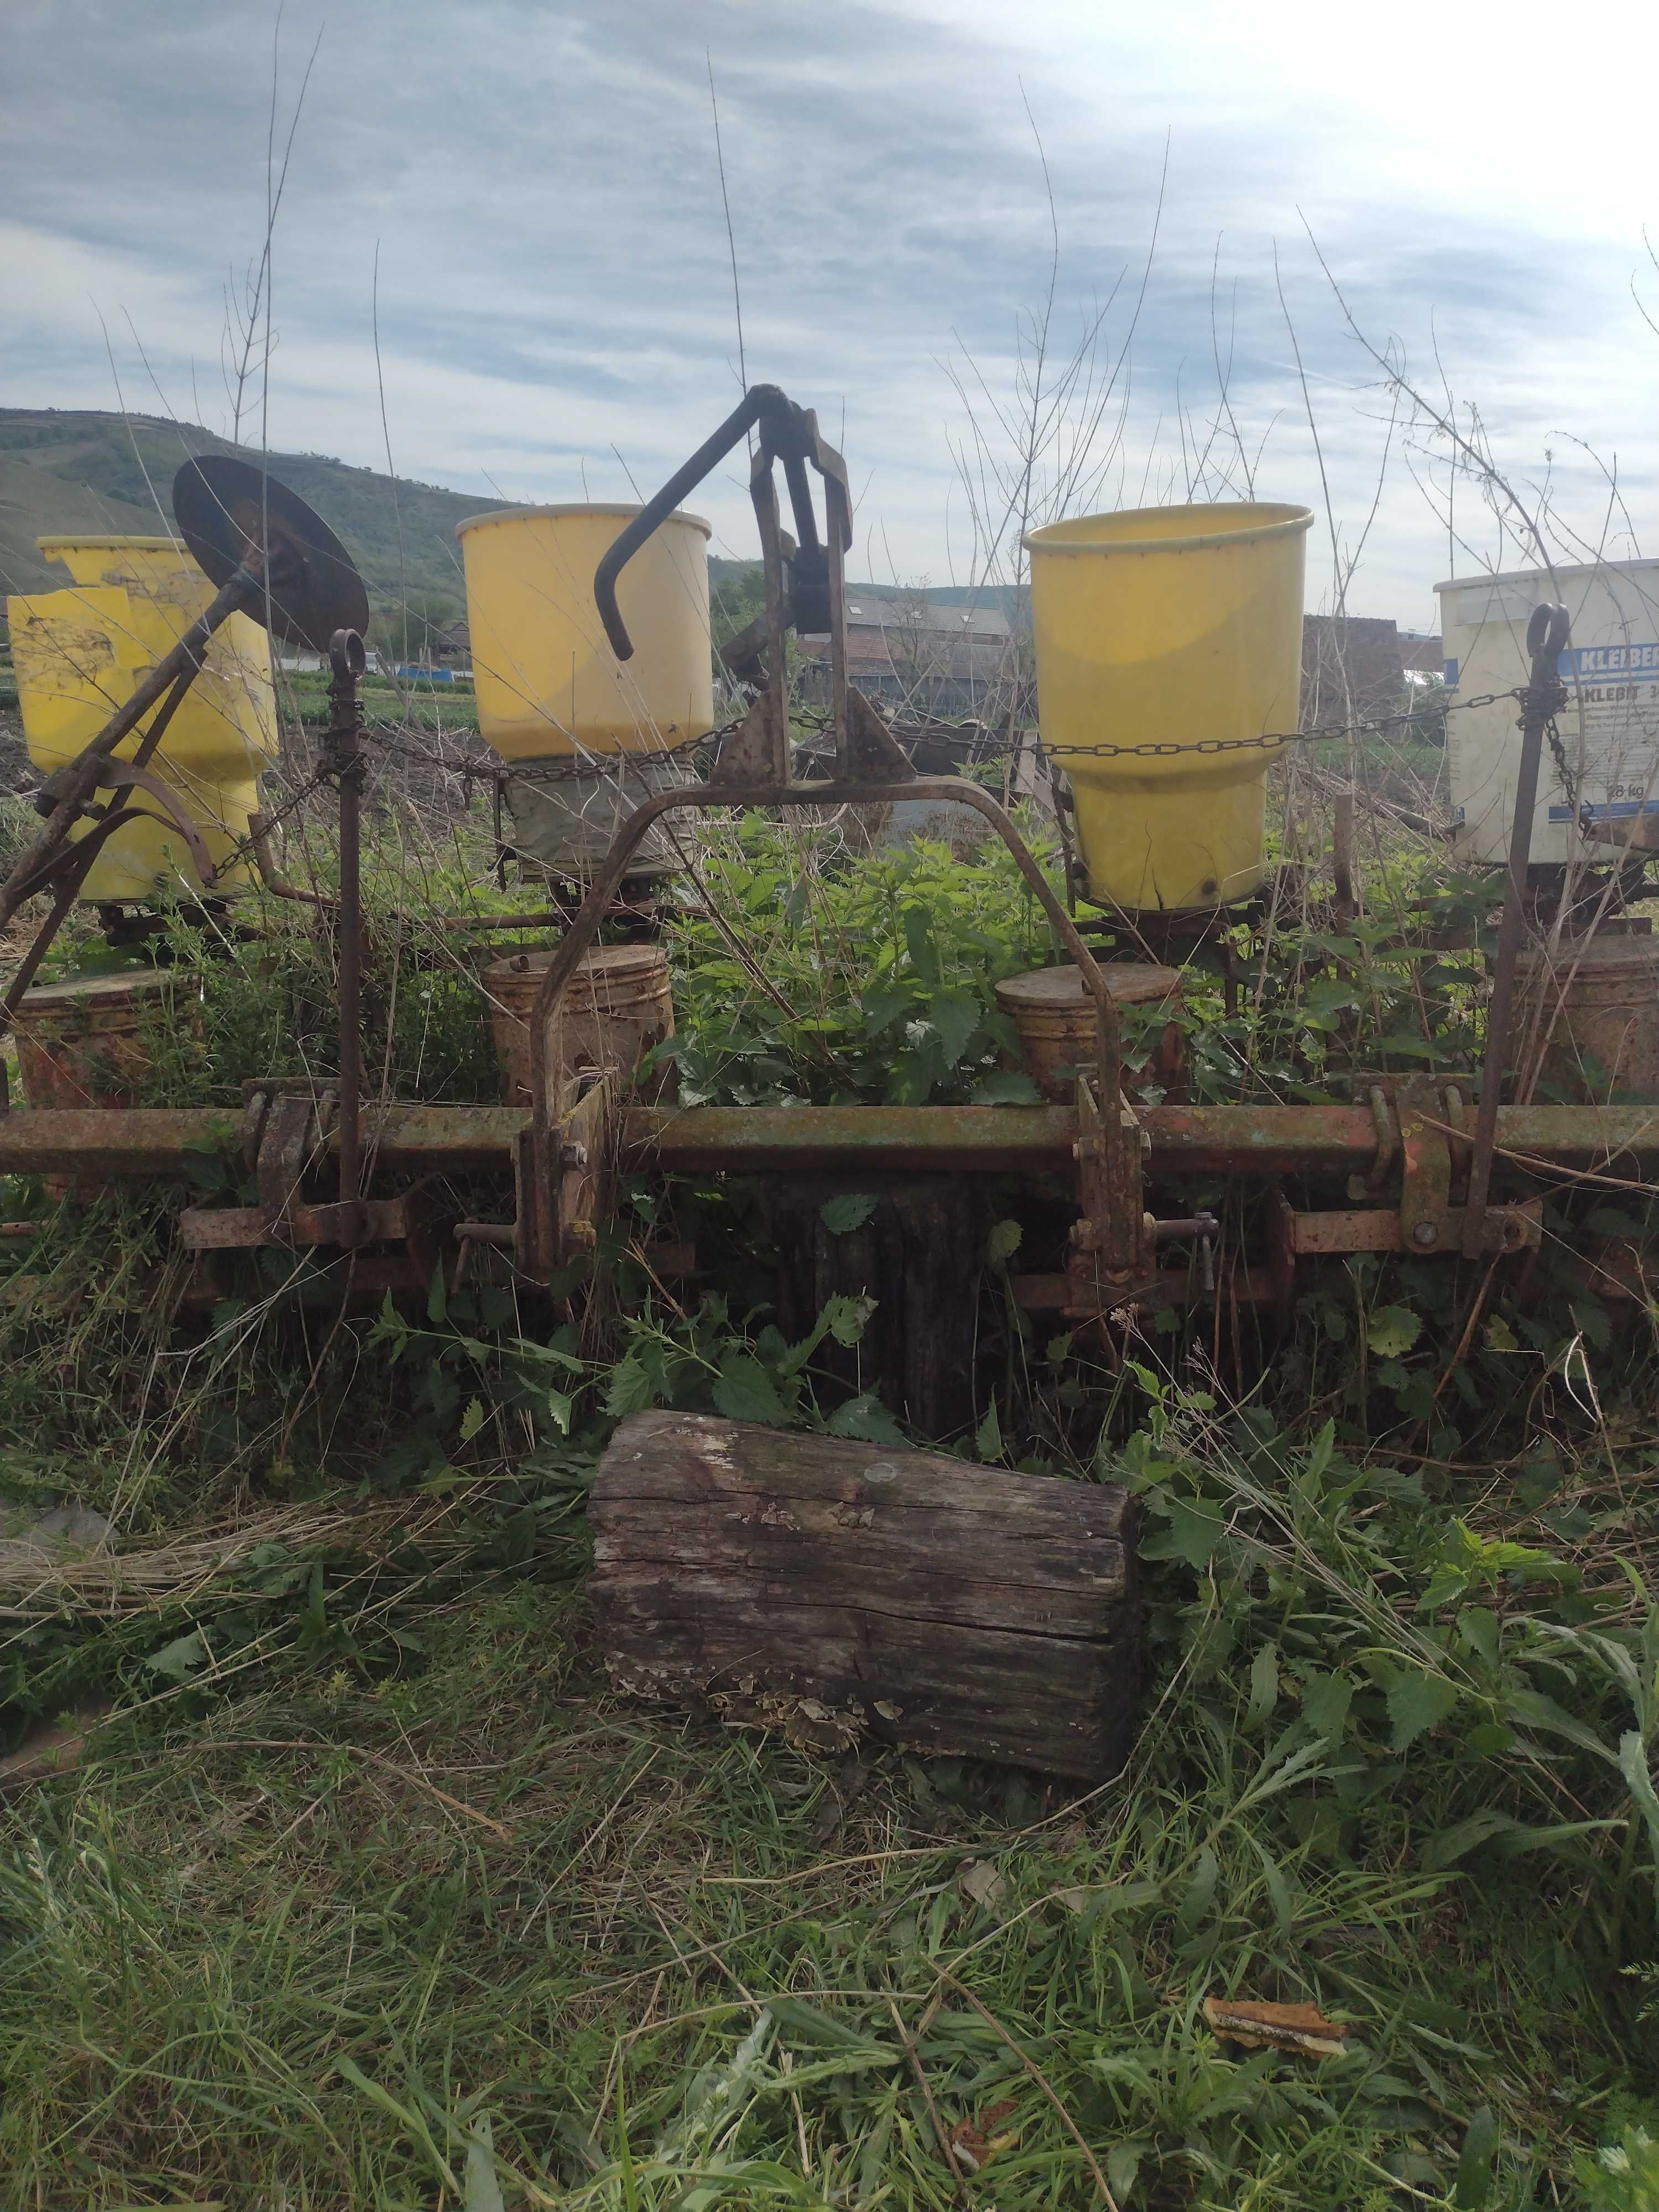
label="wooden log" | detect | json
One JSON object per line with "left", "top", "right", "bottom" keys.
{"left": 588, "top": 1410, "right": 1139, "bottom": 1780}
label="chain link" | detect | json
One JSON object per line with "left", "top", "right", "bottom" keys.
{"left": 343, "top": 684, "right": 1531, "bottom": 778}
{"left": 199, "top": 769, "right": 327, "bottom": 891}
{"left": 1039, "top": 687, "right": 1519, "bottom": 761}
{"left": 1522, "top": 671, "right": 1589, "bottom": 846}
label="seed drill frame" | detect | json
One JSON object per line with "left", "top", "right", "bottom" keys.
{"left": 0, "top": 400, "right": 1642, "bottom": 1405}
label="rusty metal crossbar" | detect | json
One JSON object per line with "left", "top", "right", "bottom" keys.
{"left": 3, "top": 1098, "right": 1655, "bottom": 1184}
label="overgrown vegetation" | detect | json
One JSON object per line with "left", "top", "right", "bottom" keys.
{"left": 2, "top": 754, "right": 1657, "bottom": 2208}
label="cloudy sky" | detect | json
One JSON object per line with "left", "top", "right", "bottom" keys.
{"left": 4, "top": 0, "right": 1657, "bottom": 624}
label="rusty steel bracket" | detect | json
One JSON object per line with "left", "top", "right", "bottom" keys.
{"left": 713, "top": 687, "right": 790, "bottom": 787}
{"left": 1273, "top": 1074, "right": 1541, "bottom": 1311}
{"left": 179, "top": 1194, "right": 416, "bottom": 1252}
{"left": 1396, "top": 1081, "right": 1452, "bottom": 1253}
{"left": 1345, "top": 1077, "right": 1453, "bottom": 1231}
{"left": 90, "top": 763, "right": 218, "bottom": 883}
{"left": 554, "top": 1073, "right": 615, "bottom": 1264}
{"left": 180, "top": 1073, "right": 446, "bottom": 1277}
{"left": 1272, "top": 1188, "right": 1541, "bottom": 1265}
{"left": 256, "top": 1089, "right": 325, "bottom": 1243}
{"left": 510, "top": 1071, "right": 617, "bottom": 1277}
{"left": 1270, "top": 1181, "right": 1543, "bottom": 1319}
{"left": 1064, "top": 1073, "right": 1158, "bottom": 1317}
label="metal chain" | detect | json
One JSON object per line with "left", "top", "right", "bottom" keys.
{"left": 1038, "top": 687, "right": 1518, "bottom": 761}
{"left": 1542, "top": 714, "right": 1589, "bottom": 842}
{"left": 338, "top": 684, "right": 1525, "bottom": 778}
{"left": 200, "top": 769, "right": 327, "bottom": 890}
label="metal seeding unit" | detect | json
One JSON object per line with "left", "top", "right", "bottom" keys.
{"left": 0, "top": 403, "right": 1655, "bottom": 1433}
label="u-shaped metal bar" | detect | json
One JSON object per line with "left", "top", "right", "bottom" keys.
{"left": 525, "top": 776, "right": 1124, "bottom": 1135}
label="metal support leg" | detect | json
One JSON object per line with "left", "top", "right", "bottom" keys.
{"left": 1464, "top": 604, "right": 1572, "bottom": 1256}
{"left": 324, "top": 630, "right": 368, "bottom": 1219}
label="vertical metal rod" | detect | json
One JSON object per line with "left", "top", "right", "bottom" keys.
{"left": 1463, "top": 603, "right": 1570, "bottom": 1256}
{"left": 326, "top": 630, "right": 368, "bottom": 1212}
{"left": 825, "top": 476, "right": 850, "bottom": 773}
{"left": 1332, "top": 790, "right": 1355, "bottom": 924}
{"left": 750, "top": 447, "right": 790, "bottom": 780}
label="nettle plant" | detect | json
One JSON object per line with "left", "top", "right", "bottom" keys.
{"left": 661, "top": 817, "right": 1063, "bottom": 1107}
{"left": 1175, "top": 864, "right": 1499, "bottom": 1106}
{"left": 664, "top": 823, "right": 1506, "bottom": 1115}
{"left": 1115, "top": 1369, "right": 1659, "bottom": 1955}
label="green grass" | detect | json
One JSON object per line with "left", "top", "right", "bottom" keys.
{"left": 277, "top": 667, "right": 482, "bottom": 738}
{"left": 2, "top": 807, "right": 1657, "bottom": 2207}
{"left": 4, "top": 1408, "right": 1654, "bottom": 2208}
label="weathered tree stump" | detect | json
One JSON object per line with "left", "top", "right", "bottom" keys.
{"left": 588, "top": 1410, "right": 1139, "bottom": 1780}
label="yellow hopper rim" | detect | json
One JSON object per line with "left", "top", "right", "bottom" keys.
{"left": 455, "top": 503, "right": 711, "bottom": 542}
{"left": 36, "top": 534, "right": 187, "bottom": 555}
{"left": 1025, "top": 502, "right": 1314, "bottom": 558}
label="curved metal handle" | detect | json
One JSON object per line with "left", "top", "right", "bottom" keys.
{"left": 595, "top": 386, "right": 795, "bottom": 659}
{"left": 1526, "top": 601, "right": 1571, "bottom": 661}
{"left": 593, "top": 384, "right": 852, "bottom": 659}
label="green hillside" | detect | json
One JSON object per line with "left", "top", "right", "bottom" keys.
{"left": 0, "top": 408, "right": 507, "bottom": 610}
{"left": 0, "top": 408, "right": 1009, "bottom": 641}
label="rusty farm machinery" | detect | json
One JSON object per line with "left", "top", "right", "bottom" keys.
{"left": 0, "top": 394, "right": 1654, "bottom": 1440}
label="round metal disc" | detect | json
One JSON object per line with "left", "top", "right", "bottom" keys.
{"left": 172, "top": 455, "right": 369, "bottom": 652}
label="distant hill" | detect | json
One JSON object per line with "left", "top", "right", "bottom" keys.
{"left": 0, "top": 406, "right": 1018, "bottom": 629}
{"left": 0, "top": 408, "right": 506, "bottom": 609}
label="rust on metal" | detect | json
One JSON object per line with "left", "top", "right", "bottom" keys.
{"left": 248, "top": 808, "right": 335, "bottom": 910}
{"left": 179, "top": 1196, "right": 413, "bottom": 1253}
{"left": 1067, "top": 1073, "right": 1156, "bottom": 1303}
{"left": 1279, "top": 1200, "right": 1540, "bottom": 1257}
{"left": 625, "top": 1103, "right": 1076, "bottom": 1172}
{"left": 0, "top": 1109, "right": 238, "bottom": 1176}
{"left": 1138, "top": 1104, "right": 1378, "bottom": 1173}
{"left": 356, "top": 1104, "right": 529, "bottom": 1166}
{"left": 1395, "top": 1083, "right": 1452, "bottom": 1252}
{"left": 1488, "top": 1104, "right": 1659, "bottom": 1168}
{"left": 0, "top": 1096, "right": 1651, "bottom": 1188}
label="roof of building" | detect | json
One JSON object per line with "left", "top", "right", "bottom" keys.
{"left": 843, "top": 599, "right": 1011, "bottom": 641}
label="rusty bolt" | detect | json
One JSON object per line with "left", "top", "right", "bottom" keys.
{"left": 566, "top": 1218, "right": 598, "bottom": 1252}
{"left": 1411, "top": 1220, "right": 1438, "bottom": 1249}
{"left": 559, "top": 1141, "right": 589, "bottom": 1170}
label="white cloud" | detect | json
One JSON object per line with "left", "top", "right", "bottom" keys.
{"left": 2, "top": 0, "right": 1655, "bottom": 624}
